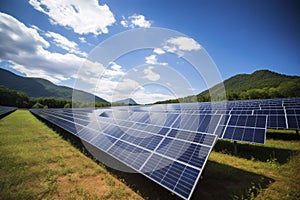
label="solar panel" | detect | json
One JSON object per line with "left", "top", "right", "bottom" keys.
{"left": 0, "top": 106, "right": 17, "bottom": 117}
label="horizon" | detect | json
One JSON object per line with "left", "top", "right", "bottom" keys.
{"left": 0, "top": 0, "right": 299, "bottom": 104}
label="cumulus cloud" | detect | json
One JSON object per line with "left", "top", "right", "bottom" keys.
{"left": 102, "top": 62, "right": 126, "bottom": 77}
{"left": 121, "top": 14, "right": 151, "bottom": 28}
{"left": 78, "top": 37, "right": 86, "bottom": 43}
{"left": 143, "top": 66, "right": 160, "bottom": 81}
{"left": 96, "top": 77, "right": 140, "bottom": 102}
{"left": 145, "top": 55, "right": 157, "bottom": 65}
{"left": 0, "top": 12, "right": 85, "bottom": 83}
{"left": 145, "top": 54, "right": 167, "bottom": 66}
{"left": 153, "top": 48, "right": 165, "bottom": 55}
{"left": 95, "top": 77, "right": 174, "bottom": 104}
{"left": 162, "top": 36, "right": 201, "bottom": 56}
{"left": 45, "top": 31, "right": 87, "bottom": 57}
{"left": 120, "top": 16, "right": 129, "bottom": 28}
{"left": 129, "top": 14, "right": 151, "bottom": 28}
{"left": 29, "top": 0, "right": 115, "bottom": 35}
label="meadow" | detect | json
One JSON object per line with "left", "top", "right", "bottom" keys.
{"left": 0, "top": 110, "right": 299, "bottom": 200}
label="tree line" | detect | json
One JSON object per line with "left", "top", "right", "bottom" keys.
{"left": 0, "top": 85, "right": 111, "bottom": 108}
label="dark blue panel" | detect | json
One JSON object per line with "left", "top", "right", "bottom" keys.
{"left": 103, "top": 124, "right": 125, "bottom": 138}
{"left": 236, "top": 116, "right": 247, "bottom": 126}
{"left": 174, "top": 166, "right": 199, "bottom": 199}
{"left": 277, "top": 116, "right": 287, "bottom": 128}
{"left": 107, "top": 140, "right": 151, "bottom": 169}
{"left": 90, "top": 133, "right": 116, "bottom": 151}
{"left": 165, "top": 114, "right": 179, "bottom": 127}
{"left": 121, "top": 132, "right": 162, "bottom": 151}
{"left": 287, "top": 115, "right": 300, "bottom": 129}
{"left": 156, "top": 138, "right": 210, "bottom": 169}
{"left": 255, "top": 116, "right": 266, "bottom": 128}
{"left": 223, "top": 127, "right": 234, "bottom": 140}
{"left": 232, "top": 127, "right": 244, "bottom": 141}
{"left": 253, "top": 129, "right": 265, "bottom": 143}
{"left": 228, "top": 116, "right": 238, "bottom": 126}
{"left": 141, "top": 154, "right": 199, "bottom": 199}
{"left": 78, "top": 127, "right": 99, "bottom": 141}
{"left": 245, "top": 116, "right": 257, "bottom": 127}
{"left": 242, "top": 128, "right": 254, "bottom": 142}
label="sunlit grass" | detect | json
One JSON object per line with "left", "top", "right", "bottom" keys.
{"left": 0, "top": 110, "right": 142, "bottom": 200}
{"left": 207, "top": 129, "right": 300, "bottom": 200}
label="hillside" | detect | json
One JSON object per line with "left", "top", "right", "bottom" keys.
{"left": 0, "top": 68, "right": 107, "bottom": 103}
{"left": 156, "top": 70, "right": 300, "bottom": 103}
{"left": 113, "top": 98, "right": 138, "bottom": 105}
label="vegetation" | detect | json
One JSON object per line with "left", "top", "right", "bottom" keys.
{"left": 0, "top": 68, "right": 107, "bottom": 103}
{"left": 0, "top": 85, "right": 111, "bottom": 108}
{"left": 0, "top": 110, "right": 142, "bottom": 200}
{"left": 0, "top": 85, "right": 31, "bottom": 107}
{"left": 156, "top": 70, "right": 300, "bottom": 104}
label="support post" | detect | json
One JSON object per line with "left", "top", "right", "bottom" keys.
{"left": 296, "top": 130, "right": 299, "bottom": 136}
{"left": 233, "top": 141, "right": 238, "bottom": 155}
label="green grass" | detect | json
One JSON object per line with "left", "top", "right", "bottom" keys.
{"left": 0, "top": 110, "right": 142, "bottom": 200}
{"left": 200, "top": 137, "right": 300, "bottom": 200}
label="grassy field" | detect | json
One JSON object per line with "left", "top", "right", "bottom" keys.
{"left": 0, "top": 110, "right": 299, "bottom": 199}
{"left": 0, "top": 110, "right": 142, "bottom": 200}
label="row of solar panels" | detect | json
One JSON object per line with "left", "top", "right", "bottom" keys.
{"left": 0, "top": 106, "right": 17, "bottom": 116}
{"left": 145, "top": 97, "right": 300, "bottom": 111}
{"left": 113, "top": 99, "right": 300, "bottom": 130}
{"left": 30, "top": 106, "right": 268, "bottom": 200}
{"left": 31, "top": 108, "right": 217, "bottom": 200}
{"left": 29, "top": 97, "right": 299, "bottom": 200}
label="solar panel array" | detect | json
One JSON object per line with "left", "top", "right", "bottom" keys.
{"left": 0, "top": 106, "right": 17, "bottom": 117}
{"left": 30, "top": 97, "right": 299, "bottom": 200}
{"left": 96, "top": 108, "right": 267, "bottom": 144}
{"left": 31, "top": 107, "right": 217, "bottom": 199}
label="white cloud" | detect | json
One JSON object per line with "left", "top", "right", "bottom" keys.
{"left": 95, "top": 77, "right": 175, "bottom": 104}
{"left": 145, "top": 54, "right": 168, "bottom": 66}
{"left": 79, "top": 37, "right": 86, "bottom": 43}
{"left": 102, "top": 62, "right": 126, "bottom": 77}
{"left": 163, "top": 36, "right": 201, "bottom": 56}
{"left": 145, "top": 55, "right": 157, "bottom": 65}
{"left": 114, "top": 78, "right": 141, "bottom": 93}
{"left": 0, "top": 12, "right": 85, "bottom": 83}
{"left": 121, "top": 14, "right": 151, "bottom": 28}
{"left": 95, "top": 77, "right": 141, "bottom": 102}
{"left": 45, "top": 31, "right": 87, "bottom": 57}
{"left": 129, "top": 14, "right": 151, "bottom": 28}
{"left": 153, "top": 48, "right": 165, "bottom": 55}
{"left": 143, "top": 66, "right": 160, "bottom": 81}
{"left": 120, "top": 16, "right": 129, "bottom": 28}
{"left": 29, "top": 0, "right": 116, "bottom": 35}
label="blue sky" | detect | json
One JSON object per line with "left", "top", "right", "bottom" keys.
{"left": 0, "top": 0, "right": 299, "bottom": 104}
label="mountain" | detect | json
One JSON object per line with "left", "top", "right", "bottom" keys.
{"left": 0, "top": 68, "right": 107, "bottom": 103}
{"left": 156, "top": 69, "right": 300, "bottom": 103}
{"left": 113, "top": 98, "right": 138, "bottom": 105}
